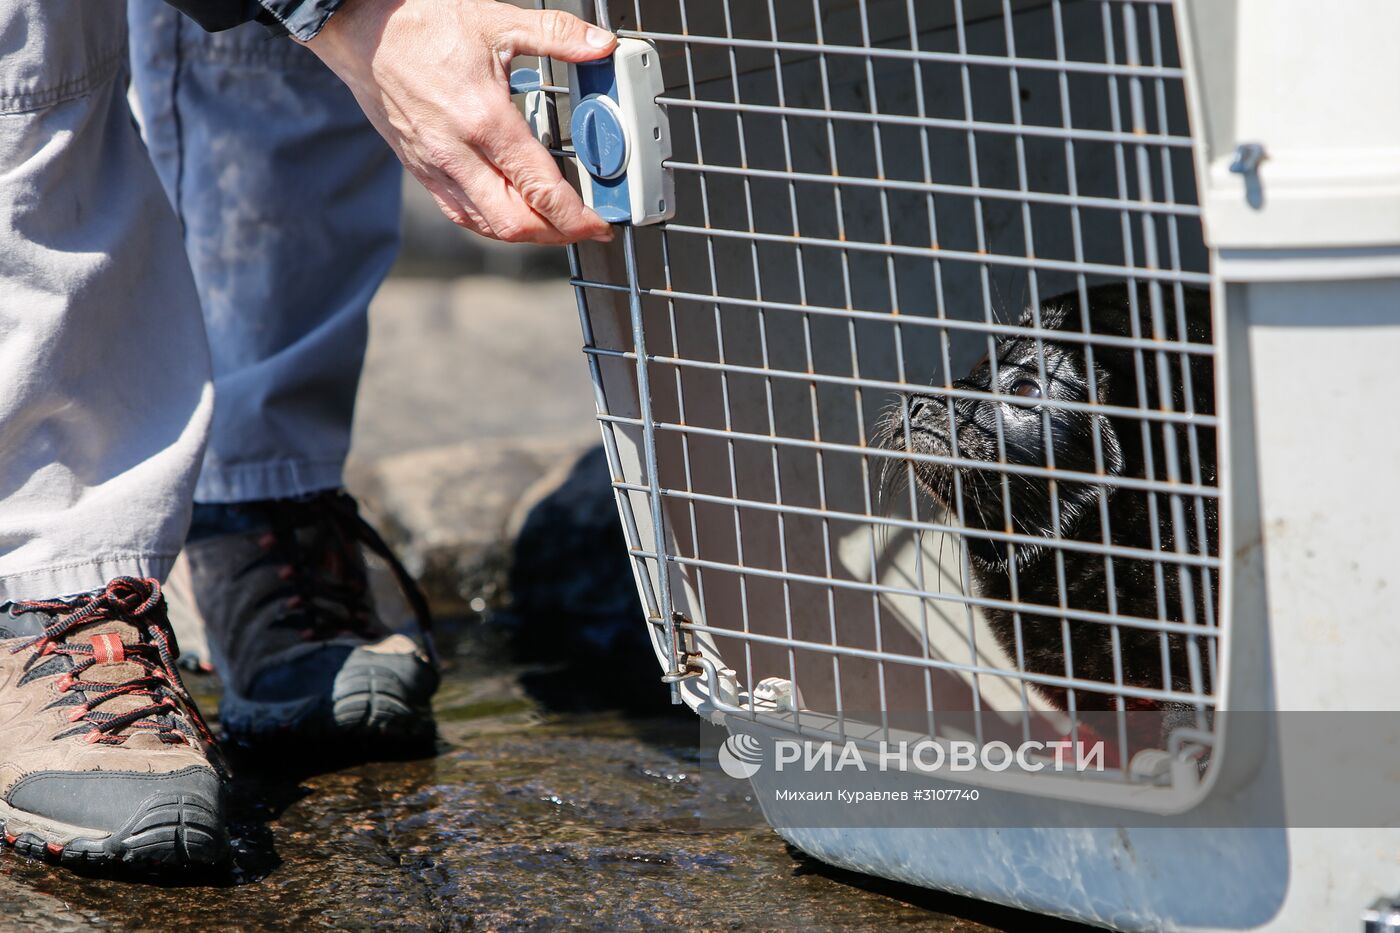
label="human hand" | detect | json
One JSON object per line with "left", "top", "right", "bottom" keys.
{"left": 306, "top": 0, "right": 615, "bottom": 244}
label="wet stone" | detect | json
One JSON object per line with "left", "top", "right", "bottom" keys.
{"left": 0, "top": 626, "right": 1087, "bottom": 931}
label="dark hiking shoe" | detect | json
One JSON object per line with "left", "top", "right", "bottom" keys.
{"left": 183, "top": 491, "right": 437, "bottom": 749}
{"left": 0, "top": 577, "right": 227, "bottom": 871}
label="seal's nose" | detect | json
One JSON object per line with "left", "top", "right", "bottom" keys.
{"left": 907, "top": 397, "right": 927, "bottom": 422}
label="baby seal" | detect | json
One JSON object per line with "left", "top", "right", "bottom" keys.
{"left": 876, "top": 283, "right": 1217, "bottom": 713}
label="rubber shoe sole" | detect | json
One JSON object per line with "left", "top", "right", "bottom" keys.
{"left": 221, "top": 648, "right": 437, "bottom": 748}
{"left": 0, "top": 790, "right": 228, "bottom": 872}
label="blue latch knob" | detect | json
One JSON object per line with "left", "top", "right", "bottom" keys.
{"left": 571, "top": 96, "right": 629, "bottom": 180}
{"left": 565, "top": 38, "right": 673, "bottom": 225}
{"left": 508, "top": 67, "right": 543, "bottom": 95}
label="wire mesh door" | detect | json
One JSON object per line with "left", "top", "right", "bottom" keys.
{"left": 557, "top": 0, "right": 1221, "bottom": 787}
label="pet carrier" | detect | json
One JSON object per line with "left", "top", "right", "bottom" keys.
{"left": 521, "top": 0, "right": 1400, "bottom": 929}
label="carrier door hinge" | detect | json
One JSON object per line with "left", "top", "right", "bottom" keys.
{"left": 657, "top": 611, "right": 702, "bottom": 684}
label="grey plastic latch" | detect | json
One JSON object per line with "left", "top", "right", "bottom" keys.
{"left": 566, "top": 39, "right": 675, "bottom": 226}
{"left": 508, "top": 66, "right": 555, "bottom": 149}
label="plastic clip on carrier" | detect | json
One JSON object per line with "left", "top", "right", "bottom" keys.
{"left": 509, "top": 39, "right": 674, "bottom": 227}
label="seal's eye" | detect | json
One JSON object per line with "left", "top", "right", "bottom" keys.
{"left": 1011, "top": 380, "right": 1042, "bottom": 400}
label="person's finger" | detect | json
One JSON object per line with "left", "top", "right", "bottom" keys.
{"left": 411, "top": 134, "right": 567, "bottom": 243}
{"left": 448, "top": 147, "right": 575, "bottom": 245}
{"left": 471, "top": 100, "right": 613, "bottom": 242}
{"left": 414, "top": 168, "right": 497, "bottom": 238}
{"left": 491, "top": 5, "right": 616, "bottom": 63}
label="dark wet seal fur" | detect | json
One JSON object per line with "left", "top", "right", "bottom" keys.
{"left": 874, "top": 283, "right": 1218, "bottom": 713}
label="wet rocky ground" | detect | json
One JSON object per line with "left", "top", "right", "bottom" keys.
{"left": 0, "top": 623, "right": 1084, "bottom": 932}
{"left": 0, "top": 276, "right": 1092, "bottom": 931}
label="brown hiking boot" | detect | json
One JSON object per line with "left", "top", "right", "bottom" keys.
{"left": 0, "top": 577, "right": 227, "bottom": 870}
{"left": 182, "top": 490, "right": 437, "bottom": 749}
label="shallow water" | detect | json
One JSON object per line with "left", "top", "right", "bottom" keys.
{"left": 0, "top": 624, "right": 1088, "bottom": 932}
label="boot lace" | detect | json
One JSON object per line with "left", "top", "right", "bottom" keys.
{"left": 240, "top": 492, "right": 436, "bottom": 664}
{"left": 9, "top": 577, "right": 218, "bottom": 749}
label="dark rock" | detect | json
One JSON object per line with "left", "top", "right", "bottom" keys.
{"left": 499, "top": 445, "right": 665, "bottom": 712}
{"left": 506, "top": 445, "right": 639, "bottom": 629}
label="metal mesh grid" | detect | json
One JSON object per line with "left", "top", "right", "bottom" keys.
{"left": 549, "top": 0, "right": 1219, "bottom": 785}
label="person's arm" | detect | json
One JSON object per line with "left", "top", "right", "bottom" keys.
{"left": 161, "top": 0, "right": 615, "bottom": 245}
